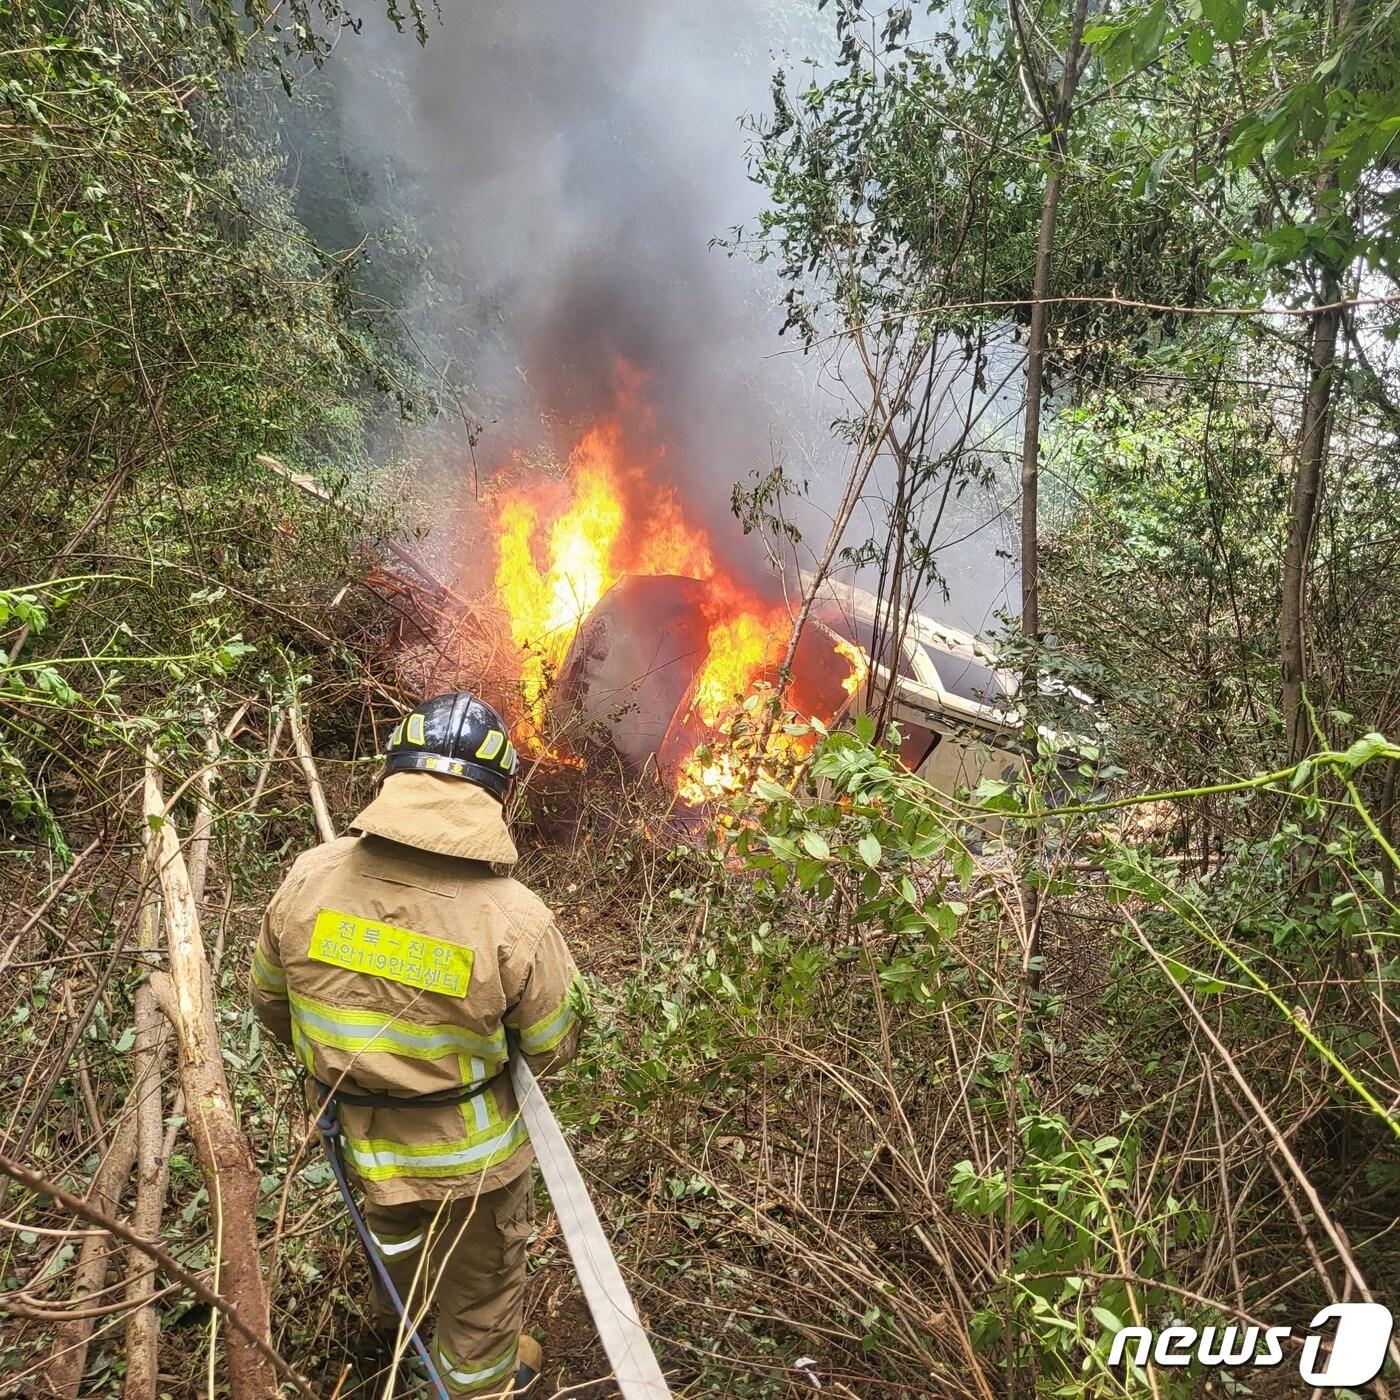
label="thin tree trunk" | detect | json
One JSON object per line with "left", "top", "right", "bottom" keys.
{"left": 1019, "top": 178, "right": 1064, "bottom": 647}
{"left": 1013, "top": 0, "right": 1089, "bottom": 993}
{"left": 761, "top": 334, "right": 905, "bottom": 758}
{"left": 123, "top": 866, "right": 171, "bottom": 1400}
{"left": 1278, "top": 0, "right": 1353, "bottom": 761}
{"left": 187, "top": 704, "right": 220, "bottom": 909}
{"left": 246, "top": 709, "right": 285, "bottom": 822}
{"left": 122, "top": 980, "right": 170, "bottom": 1399}
{"left": 1280, "top": 268, "right": 1341, "bottom": 760}
{"left": 143, "top": 761, "right": 276, "bottom": 1400}
{"left": 45, "top": 1112, "right": 139, "bottom": 1398}
{"left": 289, "top": 701, "right": 336, "bottom": 844}
{"left": 1017, "top": 0, "right": 1089, "bottom": 645}
{"left": 0, "top": 1149, "right": 317, "bottom": 1399}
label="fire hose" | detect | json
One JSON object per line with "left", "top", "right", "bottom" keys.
{"left": 315, "top": 1089, "right": 451, "bottom": 1400}
{"left": 316, "top": 1064, "right": 673, "bottom": 1399}
{"left": 510, "top": 1059, "right": 672, "bottom": 1398}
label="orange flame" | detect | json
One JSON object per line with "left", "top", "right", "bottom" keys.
{"left": 495, "top": 422, "right": 712, "bottom": 718}
{"left": 836, "top": 636, "right": 868, "bottom": 697}
{"left": 689, "top": 607, "right": 787, "bottom": 727}
{"left": 491, "top": 412, "right": 864, "bottom": 798}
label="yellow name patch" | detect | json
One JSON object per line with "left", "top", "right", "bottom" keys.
{"left": 309, "top": 909, "right": 473, "bottom": 998}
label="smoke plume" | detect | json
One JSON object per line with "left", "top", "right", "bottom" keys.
{"left": 302, "top": 0, "right": 1020, "bottom": 632}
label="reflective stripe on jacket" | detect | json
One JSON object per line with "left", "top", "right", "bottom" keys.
{"left": 250, "top": 775, "right": 582, "bottom": 1206}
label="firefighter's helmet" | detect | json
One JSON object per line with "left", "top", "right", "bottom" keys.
{"left": 383, "top": 692, "right": 520, "bottom": 802}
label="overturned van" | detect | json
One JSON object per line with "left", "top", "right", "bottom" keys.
{"left": 550, "top": 571, "right": 1077, "bottom": 797}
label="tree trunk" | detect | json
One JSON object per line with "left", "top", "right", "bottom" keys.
{"left": 186, "top": 704, "right": 221, "bottom": 910}
{"left": 143, "top": 763, "right": 276, "bottom": 1400}
{"left": 1013, "top": 0, "right": 1089, "bottom": 990}
{"left": 1017, "top": 0, "right": 1089, "bottom": 645}
{"left": 289, "top": 702, "right": 336, "bottom": 844}
{"left": 762, "top": 334, "right": 904, "bottom": 755}
{"left": 45, "top": 1113, "right": 139, "bottom": 1398}
{"left": 1280, "top": 273, "right": 1341, "bottom": 760}
{"left": 1278, "top": 0, "right": 1353, "bottom": 761}
{"left": 123, "top": 874, "right": 171, "bottom": 1400}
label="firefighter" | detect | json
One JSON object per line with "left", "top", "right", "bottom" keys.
{"left": 250, "top": 692, "right": 582, "bottom": 1397}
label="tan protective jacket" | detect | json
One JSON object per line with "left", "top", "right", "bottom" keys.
{"left": 250, "top": 771, "right": 582, "bottom": 1207}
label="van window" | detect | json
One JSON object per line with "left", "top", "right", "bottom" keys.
{"left": 928, "top": 649, "right": 1006, "bottom": 705}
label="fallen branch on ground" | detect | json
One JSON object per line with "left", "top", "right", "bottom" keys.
{"left": 288, "top": 702, "right": 336, "bottom": 844}
{"left": 143, "top": 759, "right": 278, "bottom": 1400}
{"left": 0, "top": 1149, "right": 320, "bottom": 1400}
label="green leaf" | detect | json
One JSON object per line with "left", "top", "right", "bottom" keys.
{"left": 853, "top": 712, "right": 876, "bottom": 744}
{"left": 1313, "top": 48, "right": 1343, "bottom": 79}
{"left": 801, "top": 829, "right": 831, "bottom": 860}
{"left": 1200, "top": 0, "right": 1245, "bottom": 44}
{"left": 1102, "top": 27, "right": 1136, "bottom": 83}
{"left": 1133, "top": 2, "right": 1168, "bottom": 65}
{"left": 765, "top": 835, "right": 799, "bottom": 862}
{"left": 1091, "top": 1306, "right": 1123, "bottom": 1333}
{"left": 1339, "top": 732, "right": 1390, "bottom": 771}
{"left": 1185, "top": 26, "right": 1214, "bottom": 64}
{"left": 972, "top": 778, "right": 1020, "bottom": 813}
{"left": 858, "top": 833, "right": 882, "bottom": 867}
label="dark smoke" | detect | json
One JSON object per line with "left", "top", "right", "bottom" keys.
{"left": 301, "top": 0, "right": 1021, "bottom": 633}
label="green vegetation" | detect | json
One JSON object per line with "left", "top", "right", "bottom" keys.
{"left": 0, "top": 0, "right": 419, "bottom": 1390}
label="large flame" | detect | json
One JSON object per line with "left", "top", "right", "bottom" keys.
{"left": 492, "top": 413, "right": 860, "bottom": 798}
{"left": 690, "top": 607, "right": 787, "bottom": 727}
{"left": 494, "top": 421, "right": 722, "bottom": 717}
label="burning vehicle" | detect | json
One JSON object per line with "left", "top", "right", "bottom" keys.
{"left": 555, "top": 574, "right": 1106, "bottom": 809}
{"left": 489, "top": 416, "right": 1044, "bottom": 801}
{"left": 552, "top": 571, "right": 1032, "bottom": 800}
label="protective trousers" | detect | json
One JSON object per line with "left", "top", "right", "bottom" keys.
{"left": 364, "top": 1167, "right": 533, "bottom": 1396}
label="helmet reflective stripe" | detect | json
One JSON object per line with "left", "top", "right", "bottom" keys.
{"left": 383, "top": 691, "right": 518, "bottom": 801}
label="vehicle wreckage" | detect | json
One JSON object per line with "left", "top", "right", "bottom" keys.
{"left": 552, "top": 571, "right": 1082, "bottom": 797}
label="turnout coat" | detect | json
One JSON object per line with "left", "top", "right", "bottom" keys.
{"left": 250, "top": 770, "right": 582, "bottom": 1207}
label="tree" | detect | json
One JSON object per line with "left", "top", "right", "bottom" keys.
{"left": 1012, "top": 0, "right": 1092, "bottom": 651}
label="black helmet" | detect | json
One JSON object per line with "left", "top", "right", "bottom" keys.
{"left": 384, "top": 692, "right": 520, "bottom": 802}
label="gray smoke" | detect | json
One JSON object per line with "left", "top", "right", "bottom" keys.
{"left": 305, "top": 0, "right": 1020, "bottom": 633}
